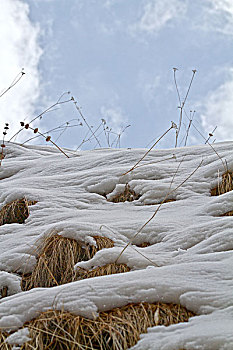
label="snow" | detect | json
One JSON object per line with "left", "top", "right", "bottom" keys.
{"left": 0, "top": 272, "right": 21, "bottom": 296}
{"left": 5, "top": 328, "right": 31, "bottom": 345}
{"left": 0, "top": 141, "right": 233, "bottom": 349}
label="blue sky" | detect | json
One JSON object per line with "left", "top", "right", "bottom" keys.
{"left": 1, "top": 0, "right": 233, "bottom": 149}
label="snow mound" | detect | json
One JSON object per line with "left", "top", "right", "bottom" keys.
{"left": 0, "top": 141, "right": 233, "bottom": 349}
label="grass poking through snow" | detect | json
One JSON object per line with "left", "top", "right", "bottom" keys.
{"left": 211, "top": 170, "right": 233, "bottom": 196}
{"left": 21, "top": 234, "right": 115, "bottom": 290}
{"left": 0, "top": 198, "right": 37, "bottom": 226}
{"left": 108, "top": 184, "right": 141, "bottom": 203}
{"left": 76, "top": 263, "right": 130, "bottom": 280}
{"left": 15, "top": 302, "right": 195, "bottom": 349}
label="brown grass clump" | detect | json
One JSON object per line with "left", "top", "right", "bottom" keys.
{"left": 220, "top": 210, "right": 233, "bottom": 216}
{"left": 21, "top": 235, "right": 114, "bottom": 290}
{"left": 135, "top": 242, "right": 151, "bottom": 248}
{"left": 0, "top": 198, "right": 37, "bottom": 226}
{"left": 19, "top": 302, "right": 194, "bottom": 350}
{"left": 108, "top": 184, "right": 141, "bottom": 203}
{"left": 211, "top": 170, "right": 233, "bottom": 196}
{"left": 76, "top": 263, "right": 130, "bottom": 280}
{"left": 0, "top": 286, "right": 8, "bottom": 299}
{"left": 0, "top": 331, "right": 12, "bottom": 350}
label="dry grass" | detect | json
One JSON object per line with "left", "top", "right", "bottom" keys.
{"left": 21, "top": 235, "right": 114, "bottom": 290}
{"left": 211, "top": 170, "right": 233, "bottom": 196}
{"left": 135, "top": 242, "right": 151, "bottom": 248}
{"left": 108, "top": 184, "right": 141, "bottom": 203}
{"left": 220, "top": 210, "right": 233, "bottom": 216}
{"left": 0, "top": 331, "right": 12, "bottom": 350}
{"left": 0, "top": 198, "right": 37, "bottom": 226}
{"left": 76, "top": 263, "right": 130, "bottom": 280}
{"left": 17, "top": 302, "right": 194, "bottom": 350}
{"left": 0, "top": 286, "right": 8, "bottom": 299}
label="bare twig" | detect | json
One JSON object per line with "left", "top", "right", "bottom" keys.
{"left": 191, "top": 122, "right": 227, "bottom": 172}
{"left": 21, "top": 123, "right": 69, "bottom": 158}
{"left": 205, "top": 126, "right": 217, "bottom": 144}
{"left": 73, "top": 100, "right": 102, "bottom": 148}
{"left": 0, "top": 69, "right": 25, "bottom": 98}
{"left": 174, "top": 69, "right": 196, "bottom": 147}
{"left": 115, "top": 158, "right": 203, "bottom": 263}
{"left": 8, "top": 92, "right": 72, "bottom": 142}
{"left": 184, "top": 110, "right": 195, "bottom": 146}
{"left": 0, "top": 123, "right": 9, "bottom": 166}
{"left": 123, "top": 122, "right": 177, "bottom": 176}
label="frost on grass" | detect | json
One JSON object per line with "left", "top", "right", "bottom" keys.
{"left": 0, "top": 142, "right": 233, "bottom": 349}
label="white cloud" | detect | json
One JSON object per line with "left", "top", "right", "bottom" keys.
{"left": 200, "top": 68, "right": 233, "bottom": 141}
{"left": 100, "top": 106, "right": 127, "bottom": 133}
{"left": 0, "top": 0, "right": 42, "bottom": 141}
{"left": 132, "top": 0, "right": 187, "bottom": 35}
{"left": 195, "top": 0, "right": 233, "bottom": 36}
{"left": 139, "top": 74, "right": 160, "bottom": 108}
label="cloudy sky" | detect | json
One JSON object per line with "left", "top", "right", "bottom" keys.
{"left": 1, "top": 0, "right": 233, "bottom": 150}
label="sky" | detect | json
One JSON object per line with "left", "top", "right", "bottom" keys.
{"left": 0, "top": 0, "right": 233, "bottom": 150}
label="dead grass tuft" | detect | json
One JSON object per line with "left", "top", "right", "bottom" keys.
{"left": 135, "top": 242, "right": 151, "bottom": 248}
{"left": 108, "top": 184, "right": 141, "bottom": 203}
{"left": 0, "top": 331, "right": 12, "bottom": 350}
{"left": 0, "top": 286, "right": 8, "bottom": 299}
{"left": 76, "top": 263, "right": 130, "bottom": 280}
{"left": 21, "top": 235, "right": 114, "bottom": 290}
{"left": 211, "top": 170, "right": 233, "bottom": 196}
{"left": 0, "top": 198, "right": 37, "bottom": 226}
{"left": 20, "top": 302, "right": 194, "bottom": 349}
{"left": 220, "top": 210, "right": 233, "bottom": 216}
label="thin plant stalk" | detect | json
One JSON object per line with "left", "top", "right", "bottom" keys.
{"left": 205, "top": 126, "right": 217, "bottom": 144}
{"left": 123, "top": 122, "right": 177, "bottom": 176}
{"left": 21, "top": 121, "right": 82, "bottom": 145}
{"left": 184, "top": 110, "right": 195, "bottom": 146}
{"left": 26, "top": 125, "right": 69, "bottom": 158}
{"left": 191, "top": 122, "right": 227, "bottom": 172}
{"left": 0, "top": 69, "right": 25, "bottom": 98}
{"left": 73, "top": 100, "right": 101, "bottom": 147}
{"left": 174, "top": 69, "right": 196, "bottom": 147}
{"left": 8, "top": 93, "right": 72, "bottom": 142}
{"left": 116, "top": 159, "right": 203, "bottom": 263}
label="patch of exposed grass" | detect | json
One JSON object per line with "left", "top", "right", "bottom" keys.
{"left": 19, "top": 302, "right": 194, "bottom": 349}
{"left": 135, "top": 242, "right": 151, "bottom": 248}
{"left": 0, "top": 331, "right": 12, "bottom": 350}
{"left": 211, "top": 170, "right": 233, "bottom": 196}
{"left": 220, "top": 210, "right": 233, "bottom": 216}
{"left": 76, "top": 263, "right": 130, "bottom": 280}
{"left": 21, "top": 234, "right": 114, "bottom": 290}
{"left": 108, "top": 184, "right": 141, "bottom": 203}
{"left": 0, "top": 198, "right": 37, "bottom": 226}
{"left": 0, "top": 286, "right": 8, "bottom": 299}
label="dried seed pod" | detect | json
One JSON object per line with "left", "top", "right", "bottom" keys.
{"left": 34, "top": 128, "right": 38, "bottom": 133}
{"left": 46, "top": 136, "right": 51, "bottom": 142}
{"left": 20, "top": 122, "right": 25, "bottom": 126}
{"left": 25, "top": 124, "right": 29, "bottom": 129}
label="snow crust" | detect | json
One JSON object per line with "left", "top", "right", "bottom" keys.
{"left": 6, "top": 328, "right": 30, "bottom": 345}
{"left": 0, "top": 141, "right": 233, "bottom": 349}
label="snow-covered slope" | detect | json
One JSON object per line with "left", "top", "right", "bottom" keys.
{"left": 0, "top": 141, "right": 233, "bottom": 349}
